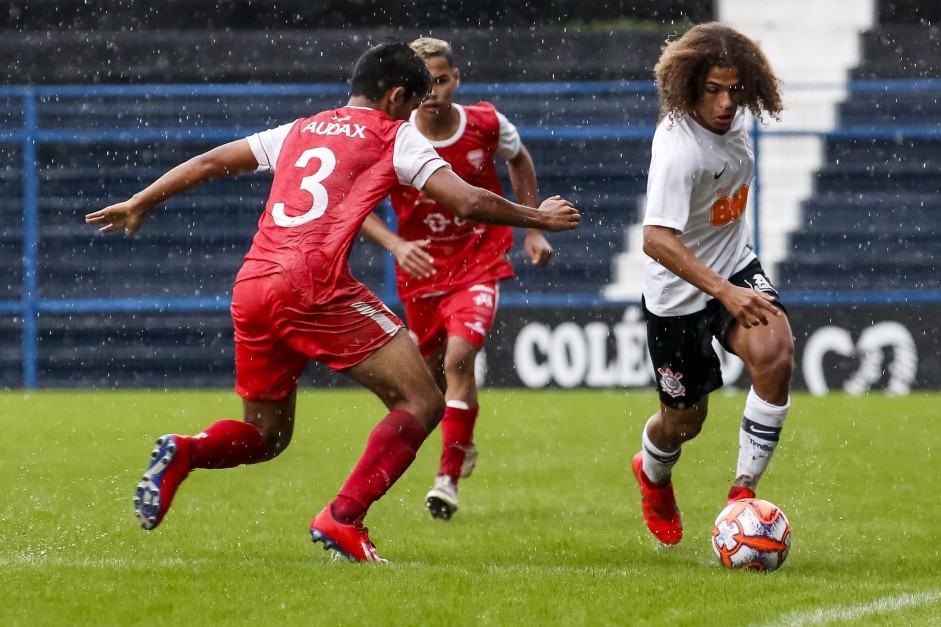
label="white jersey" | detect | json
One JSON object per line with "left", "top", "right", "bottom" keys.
{"left": 641, "top": 108, "right": 758, "bottom": 316}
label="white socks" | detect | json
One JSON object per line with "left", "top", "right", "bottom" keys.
{"left": 736, "top": 387, "right": 790, "bottom": 483}
{"left": 641, "top": 417, "right": 681, "bottom": 485}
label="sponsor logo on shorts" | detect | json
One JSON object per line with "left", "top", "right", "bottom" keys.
{"left": 465, "top": 320, "right": 486, "bottom": 336}
{"left": 473, "top": 292, "right": 494, "bottom": 308}
{"left": 749, "top": 273, "right": 775, "bottom": 294}
{"left": 657, "top": 367, "right": 686, "bottom": 398}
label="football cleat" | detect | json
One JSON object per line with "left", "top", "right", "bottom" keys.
{"left": 134, "top": 434, "right": 191, "bottom": 530}
{"left": 310, "top": 506, "right": 387, "bottom": 563}
{"left": 459, "top": 442, "right": 478, "bottom": 479}
{"left": 726, "top": 485, "right": 756, "bottom": 504}
{"left": 631, "top": 451, "right": 683, "bottom": 545}
{"left": 425, "top": 475, "right": 459, "bottom": 521}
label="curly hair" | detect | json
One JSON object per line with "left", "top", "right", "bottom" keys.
{"left": 654, "top": 22, "right": 783, "bottom": 124}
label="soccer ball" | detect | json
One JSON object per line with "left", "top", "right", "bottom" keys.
{"left": 711, "top": 498, "right": 791, "bottom": 572}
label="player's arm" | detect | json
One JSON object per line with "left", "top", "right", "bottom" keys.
{"left": 643, "top": 224, "right": 781, "bottom": 329}
{"left": 421, "top": 167, "right": 579, "bottom": 232}
{"left": 506, "top": 143, "right": 553, "bottom": 266}
{"left": 360, "top": 212, "right": 435, "bottom": 279}
{"left": 85, "top": 139, "right": 258, "bottom": 237}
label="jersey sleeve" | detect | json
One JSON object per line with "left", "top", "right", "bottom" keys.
{"left": 494, "top": 110, "right": 522, "bottom": 160}
{"left": 393, "top": 122, "right": 451, "bottom": 189}
{"left": 245, "top": 121, "right": 297, "bottom": 173}
{"left": 643, "top": 126, "right": 696, "bottom": 232}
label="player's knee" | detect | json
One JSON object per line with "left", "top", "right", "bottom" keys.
{"left": 672, "top": 417, "right": 705, "bottom": 442}
{"left": 423, "top": 391, "right": 446, "bottom": 427}
{"left": 661, "top": 406, "right": 707, "bottom": 444}
{"left": 260, "top": 428, "right": 292, "bottom": 460}
{"left": 443, "top": 350, "right": 475, "bottom": 379}
{"left": 755, "top": 337, "right": 794, "bottom": 382}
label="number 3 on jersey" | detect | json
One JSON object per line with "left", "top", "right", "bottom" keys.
{"left": 272, "top": 147, "right": 336, "bottom": 227}
{"left": 710, "top": 183, "right": 749, "bottom": 227}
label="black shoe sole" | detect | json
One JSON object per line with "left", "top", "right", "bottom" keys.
{"left": 426, "top": 496, "right": 456, "bottom": 521}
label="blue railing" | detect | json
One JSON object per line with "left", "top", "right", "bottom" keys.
{"left": 2, "top": 80, "right": 940, "bottom": 388}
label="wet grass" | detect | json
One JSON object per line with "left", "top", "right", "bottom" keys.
{"left": 1, "top": 389, "right": 939, "bottom": 626}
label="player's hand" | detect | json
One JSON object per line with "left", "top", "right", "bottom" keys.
{"left": 85, "top": 199, "right": 148, "bottom": 237}
{"left": 537, "top": 195, "right": 580, "bottom": 232}
{"left": 722, "top": 285, "right": 782, "bottom": 329}
{"left": 391, "top": 238, "right": 435, "bottom": 279}
{"left": 524, "top": 229, "right": 554, "bottom": 266}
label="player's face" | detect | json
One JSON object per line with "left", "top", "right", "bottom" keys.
{"left": 417, "top": 55, "right": 460, "bottom": 117}
{"left": 693, "top": 66, "right": 745, "bottom": 134}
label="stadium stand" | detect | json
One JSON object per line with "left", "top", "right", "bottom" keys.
{"left": 6, "top": 0, "right": 939, "bottom": 388}
{"left": 776, "top": 18, "right": 941, "bottom": 292}
{"left": 2, "top": 3, "right": 686, "bottom": 387}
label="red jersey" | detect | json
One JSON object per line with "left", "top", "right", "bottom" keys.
{"left": 238, "top": 107, "right": 448, "bottom": 304}
{"left": 389, "top": 103, "right": 521, "bottom": 301}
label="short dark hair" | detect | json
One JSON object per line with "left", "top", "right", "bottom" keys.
{"left": 350, "top": 42, "right": 431, "bottom": 102}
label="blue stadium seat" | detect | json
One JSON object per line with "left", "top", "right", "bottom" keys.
{"left": 776, "top": 23, "right": 941, "bottom": 293}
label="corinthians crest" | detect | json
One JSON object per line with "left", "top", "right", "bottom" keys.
{"left": 657, "top": 367, "right": 686, "bottom": 398}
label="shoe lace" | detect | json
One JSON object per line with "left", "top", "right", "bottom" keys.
{"left": 357, "top": 525, "right": 377, "bottom": 549}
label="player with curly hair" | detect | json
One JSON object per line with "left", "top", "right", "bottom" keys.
{"left": 630, "top": 22, "right": 794, "bottom": 546}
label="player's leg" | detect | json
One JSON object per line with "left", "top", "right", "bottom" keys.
{"left": 421, "top": 340, "right": 448, "bottom": 392}
{"left": 134, "top": 274, "right": 307, "bottom": 531}
{"left": 427, "top": 284, "right": 496, "bottom": 518}
{"left": 726, "top": 307, "right": 793, "bottom": 496}
{"left": 134, "top": 395, "right": 295, "bottom": 531}
{"left": 631, "top": 400, "right": 707, "bottom": 545}
{"left": 440, "top": 335, "right": 480, "bottom": 475}
{"left": 423, "top": 335, "right": 480, "bottom": 519}
{"left": 634, "top": 303, "right": 721, "bottom": 544}
{"left": 720, "top": 263, "right": 794, "bottom": 500}
{"left": 310, "top": 329, "right": 445, "bottom": 561}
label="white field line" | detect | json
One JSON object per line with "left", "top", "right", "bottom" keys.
{"left": 766, "top": 590, "right": 941, "bottom": 626}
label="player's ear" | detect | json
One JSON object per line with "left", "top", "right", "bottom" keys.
{"left": 388, "top": 86, "right": 407, "bottom": 104}
{"left": 453, "top": 67, "right": 461, "bottom": 87}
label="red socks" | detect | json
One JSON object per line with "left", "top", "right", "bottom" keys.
{"left": 187, "top": 419, "right": 267, "bottom": 469}
{"left": 439, "top": 402, "right": 478, "bottom": 479}
{"left": 332, "top": 409, "right": 430, "bottom": 524}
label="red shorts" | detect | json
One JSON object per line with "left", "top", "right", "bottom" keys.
{"left": 230, "top": 273, "right": 403, "bottom": 401}
{"left": 404, "top": 282, "right": 499, "bottom": 358}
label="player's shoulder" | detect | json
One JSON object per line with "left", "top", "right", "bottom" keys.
{"left": 465, "top": 101, "right": 501, "bottom": 120}
{"left": 653, "top": 114, "right": 697, "bottom": 147}
{"left": 468, "top": 101, "right": 497, "bottom": 113}
{"left": 463, "top": 102, "right": 503, "bottom": 133}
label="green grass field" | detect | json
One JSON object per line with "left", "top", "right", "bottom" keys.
{"left": 1, "top": 389, "right": 939, "bottom": 626}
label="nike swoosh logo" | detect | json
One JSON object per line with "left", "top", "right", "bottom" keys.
{"left": 714, "top": 163, "right": 728, "bottom": 179}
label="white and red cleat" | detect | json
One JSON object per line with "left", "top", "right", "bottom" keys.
{"left": 310, "top": 506, "right": 387, "bottom": 563}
